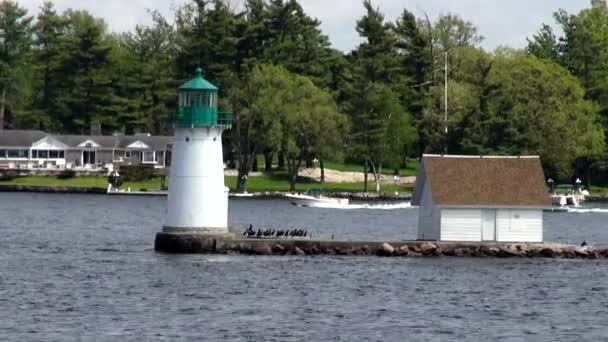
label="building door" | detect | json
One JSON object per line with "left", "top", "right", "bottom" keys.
{"left": 482, "top": 209, "right": 496, "bottom": 241}
{"left": 82, "top": 150, "right": 96, "bottom": 165}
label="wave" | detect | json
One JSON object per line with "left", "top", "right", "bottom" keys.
{"left": 567, "top": 208, "right": 608, "bottom": 214}
{"left": 296, "top": 202, "right": 415, "bottom": 210}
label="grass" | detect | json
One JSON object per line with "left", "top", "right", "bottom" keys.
{"left": 0, "top": 176, "right": 164, "bottom": 191}
{"left": 225, "top": 173, "right": 413, "bottom": 193}
{"left": 322, "top": 159, "right": 419, "bottom": 177}
{"left": 0, "top": 173, "right": 413, "bottom": 193}
{"left": 251, "top": 155, "right": 420, "bottom": 177}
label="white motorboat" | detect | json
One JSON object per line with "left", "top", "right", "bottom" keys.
{"left": 549, "top": 183, "right": 589, "bottom": 207}
{"left": 550, "top": 194, "right": 580, "bottom": 206}
{"left": 285, "top": 190, "right": 349, "bottom": 208}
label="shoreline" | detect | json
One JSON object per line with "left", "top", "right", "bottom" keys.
{"left": 154, "top": 233, "right": 607, "bottom": 259}
{"left": 0, "top": 184, "right": 412, "bottom": 201}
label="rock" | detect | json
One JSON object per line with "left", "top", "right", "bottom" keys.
{"left": 419, "top": 242, "right": 438, "bottom": 256}
{"left": 381, "top": 243, "right": 395, "bottom": 254}
{"left": 272, "top": 243, "right": 286, "bottom": 253}
{"left": 539, "top": 248, "right": 555, "bottom": 258}
{"left": 497, "top": 246, "right": 521, "bottom": 257}
{"left": 394, "top": 245, "right": 410, "bottom": 256}
{"left": 598, "top": 249, "right": 608, "bottom": 258}
{"left": 294, "top": 246, "right": 306, "bottom": 256}
{"left": 252, "top": 243, "right": 272, "bottom": 255}
{"left": 487, "top": 247, "right": 500, "bottom": 256}
{"left": 377, "top": 243, "right": 395, "bottom": 256}
{"left": 453, "top": 248, "right": 466, "bottom": 257}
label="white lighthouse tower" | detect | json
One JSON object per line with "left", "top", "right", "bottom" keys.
{"left": 163, "top": 67, "right": 232, "bottom": 235}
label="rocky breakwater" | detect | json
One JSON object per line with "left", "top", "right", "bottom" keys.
{"left": 154, "top": 234, "right": 608, "bottom": 259}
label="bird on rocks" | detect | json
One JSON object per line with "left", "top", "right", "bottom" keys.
{"left": 256, "top": 229, "right": 262, "bottom": 238}
{"left": 581, "top": 240, "right": 588, "bottom": 247}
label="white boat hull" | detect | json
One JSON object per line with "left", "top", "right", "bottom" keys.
{"left": 285, "top": 194, "right": 349, "bottom": 208}
{"left": 550, "top": 194, "right": 582, "bottom": 206}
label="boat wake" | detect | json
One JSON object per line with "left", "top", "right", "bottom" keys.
{"left": 567, "top": 207, "right": 608, "bottom": 214}
{"left": 295, "top": 202, "right": 414, "bottom": 210}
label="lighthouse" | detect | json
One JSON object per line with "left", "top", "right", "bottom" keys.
{"left": 162, "top": 67, "right": 232, "bottom": 236}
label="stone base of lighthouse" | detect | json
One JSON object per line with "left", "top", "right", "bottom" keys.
{"left": 154, "top": 231, "right": 235, "bottom": 253}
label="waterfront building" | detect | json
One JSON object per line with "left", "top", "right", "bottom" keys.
{"left": 0, "top": 129, "right": 171, "bottom": 171}
{"left": 163, "top": 67, "right": 232, "bottom": 234}
{"left": 413, "top": 154, "right": 551, "bottom": 242}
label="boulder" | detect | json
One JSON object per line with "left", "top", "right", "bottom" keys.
{"left": 272, "top": 243, "right": 286, "bottom": 253}
{"left": 378, "top": 243, "right": 395, "bottom": 256}
{"left": 419, "top": 242, "right": 438, "bottom": 256}
{"left": 539, "top": 247, "right": 555, "bottom": 258}
{"left": 497, "top": 246, "right": 521, "bottom": 258}
{"left": 294, "top": 246, "right": 306, "bottom": 256}
{"left": 252, "top": 243, "right": 272, "bottom": 255}
{"left": 395, "top": 245, "right": 410, "bottom": 256}
{"left": 381, "top": 243, "right": 395, "bottom": 253}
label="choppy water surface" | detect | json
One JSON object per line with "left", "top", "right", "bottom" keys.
{"left": 1, "top": 193, "right": 608, "bottom": 341}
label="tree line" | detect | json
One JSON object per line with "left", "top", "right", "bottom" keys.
{"left": 1, "top": 0, "right": 607, "bottom": 191}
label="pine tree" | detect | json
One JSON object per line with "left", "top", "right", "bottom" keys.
{"left": 0, "top": 0, "right": 33, "bottom": 129}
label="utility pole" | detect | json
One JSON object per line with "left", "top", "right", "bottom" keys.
{"left": 444, "top": 51, "right": 448, "bottom": 154}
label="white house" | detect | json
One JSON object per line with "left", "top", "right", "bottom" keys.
{"left": 412, "top": 154, "right": 551, "bottom": 242}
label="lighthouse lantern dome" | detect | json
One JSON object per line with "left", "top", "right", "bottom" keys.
{"left": 176, "top": 67, "right": 226, "bottom": 127}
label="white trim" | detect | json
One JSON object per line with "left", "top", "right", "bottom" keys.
{"left": 142, "top": 150, "right": 157, "bottom": 164}
{"left": 32, "top": 136, "right": 69, "bottom": 150}
{"left": 127, "top": 140, "right": 150, "bottom": 149}
{"left": 78, "top": 139, "right": 101, "bottom": 148}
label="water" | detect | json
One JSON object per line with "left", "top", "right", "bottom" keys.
{"left": 1, "top": 193, "right": 608, "bottom": 341}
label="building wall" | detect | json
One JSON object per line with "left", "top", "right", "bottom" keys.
{"left": 97, "top": 150, "right": 113, "bottom": 164}
{"left": 496, "top": 209, "right": 543, "bottom": 242}
{"left": 66, "top": 150, "right": 81, "bottom": 166}
{"left": 440, "top": 209, "right": 483, "bottom": 241}
{"left": 438, "top": 208, "right": 543, "bottom": 242}
{"left": 417, "top": 180, "right": 440, "bottom": 240}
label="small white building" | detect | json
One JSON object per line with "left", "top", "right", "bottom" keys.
{"left": 412, "top": 154, "right": 551, "bottom": 242}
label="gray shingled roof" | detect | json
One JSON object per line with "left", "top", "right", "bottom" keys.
{"left": 0, "top": 130, "right": 172, "bottom": 150}
{"left": 412, "top": 155, "right": 551, "bottom": 207}
{"left": 0, "top": 130, "right": 47, "bottom": 147}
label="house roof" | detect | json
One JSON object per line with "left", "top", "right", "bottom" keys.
{"left": 0, "top": 130, "right": 47, "bottom": 147}
{"left": 56, "top": 134, "right": 172, "bottom": 149}
{"left": 412, "top": 154, "right": 551, "bottom": 207}
{"left": 0, "top": 130, "right": 172, "bottom": 150}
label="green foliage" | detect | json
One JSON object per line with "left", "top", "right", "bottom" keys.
{"left": 56, "top": 169, "right": 76, "bottom": 179}
{"left": 235, "top": 64, "right": 346, "bottom": 192}
{"left": 3, "top": 0, "right": 608, "bottom": 189}
{"left": 0, "top": 0, "right": 34, "bottom": 129}
{"left": 119, "top": 164, "right": 156, "bottom": 182}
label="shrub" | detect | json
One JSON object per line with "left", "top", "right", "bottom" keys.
{"left": 56, "top": 170, "right": 76, "bottom": 179}
{"left": 119, "top": 165, "right": 155, "bottom": 182}
{"left": 0, "top": 170, "right": 19, "bottom": 181}
{"left": 107, "top": 172, "right": 124, "bottom": 188}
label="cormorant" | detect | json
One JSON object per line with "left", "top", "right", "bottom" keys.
{"left": 581, "top": 240, "right": 587, "bottom": 247}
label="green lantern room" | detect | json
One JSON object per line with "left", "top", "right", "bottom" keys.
{"left": 176, "top": 67, "right": 231, "bottom": 127}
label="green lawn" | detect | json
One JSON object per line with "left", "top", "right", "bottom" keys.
{"left": 251, "top": 155, "right": 420, "bottom": 177}
{"left": 0, "top": 174, "right": 413, "bottom": 193}
{"left": 322, "top": 159, "right": 419, "bottom": 177}
{"left": 0, "top": 176, "right": 164, "bottom": 191}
